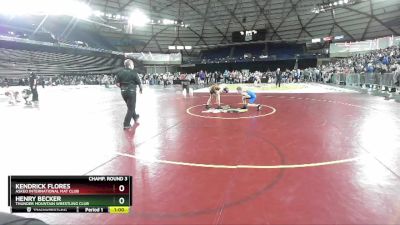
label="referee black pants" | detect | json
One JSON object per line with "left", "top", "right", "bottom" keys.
{"left": 31, "top": 87, "right": 39, "bottom": 101}
{"left": 121, "top": 89, "right": 137, "bottom": 127}
{"left": 276, "top": 78, "right": 281, "bottom": 87}
{"left": 182, "top": 84, "right": 190, "bottom": 94}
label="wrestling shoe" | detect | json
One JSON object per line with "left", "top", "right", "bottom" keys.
{"left": 216, "top": 105, "right": 222, "bottom": 109}
{"left": 257, "top": 104, "right": 262, "bottom": 111}
{"left": 241, "top": 105, "right": 248, "bottom": 109}
{"left": 205, "top": 105, "right": 211, "bottom": 109}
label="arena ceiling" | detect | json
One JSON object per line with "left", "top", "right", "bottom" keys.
{"left": 87, "top": 0, "right": 400, "bottom": 55}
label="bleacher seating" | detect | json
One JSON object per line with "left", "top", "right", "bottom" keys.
{"left": 201, "top": 47, "right": 231, "bottom": 60}
{"left": 269, "top": 43, "right": 305, "bottom": 59}
{"left": 0, "top": 18, "right": 116, "bottom": 51}
{"left": 199, "top": 43, "right": 311, "bottom": 64}
{"left": 233, "top": 44, "right": 265, "bottom": 58}
{"left": 0, "top": 47, "right": 124, "bottom": 77}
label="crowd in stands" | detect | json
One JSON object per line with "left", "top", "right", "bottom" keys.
{"left": 319, "top": 45, "right": 400, "bottom": 75}
{"left": 188, "top": 42, "right": 321, "bottom": 65}
{"left": 1, "top": 45, "right": 399, "bottom": 89}
{"left": 139, "top": 69, "right": 319, "bottom": 87}
{"left": 146, "top": 45, "right": 400, "bottom": 87}
{"left": 195, "top": 53, "right": 323, "bottom": 64}
{"left": 0, "top": 74, "right": 116, "bottom": 87}
{"left": 312, "top": 45, "right": 400, "bottom": 85}
{"left": 49, "top": 74, "right": 116, "bottom": 86}
{"left": 139, "top": 73, "right": 180, "bottom": 86}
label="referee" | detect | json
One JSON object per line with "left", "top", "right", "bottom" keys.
{"left": 276, "top": 68, "right": 282, "bottom": 88}
{"left": 116, "top": 59, "right": 143, "bottom": 129}
{"left": 28, "top": 69, "right": 39, "bottom": 103}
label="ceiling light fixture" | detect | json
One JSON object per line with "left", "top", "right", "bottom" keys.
{"left": 129, "top": 9, "right": 150, "bottom": 27}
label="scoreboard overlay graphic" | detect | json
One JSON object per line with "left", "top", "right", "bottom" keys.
{"left": 8, "top": 176, "right": 132, "bottom": 214}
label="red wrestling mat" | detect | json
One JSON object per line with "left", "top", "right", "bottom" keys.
{"left": 1, "top": 86, "right": 400, "bottom": 225}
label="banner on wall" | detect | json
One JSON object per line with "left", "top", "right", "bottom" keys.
{"left": 124, "top": 52, "right": 182, "bottom": 65}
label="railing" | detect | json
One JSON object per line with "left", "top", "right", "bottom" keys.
{"left": 331, "top": 73, "right": 399, "bottom": 90}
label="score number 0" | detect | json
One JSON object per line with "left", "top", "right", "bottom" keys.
{"left": 118, "top": 184, "right": 125, "bottom": 205}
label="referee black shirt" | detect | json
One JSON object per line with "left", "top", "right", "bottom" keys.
{"left": 29, "top": 73, "right": 37, "bottom": 89}
{"left": 116, "top": 69, "right": 141, "bottom": 90}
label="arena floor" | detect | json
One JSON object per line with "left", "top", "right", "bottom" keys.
{"left": 1, "top": 84, "right": 400, "bottom": 224}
